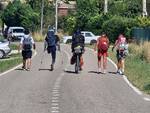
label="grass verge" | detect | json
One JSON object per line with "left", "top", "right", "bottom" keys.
{"left": 109, "top": 45, "right": 150, "bottom": 94}
{"left": 0, "top": 54, "right": 22, "bottom": 73}
{"left": 86, "top": 44, "right": 150, "bottom": 94}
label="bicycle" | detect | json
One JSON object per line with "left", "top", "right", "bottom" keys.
{"left": 74, "top": 46, "right": 82, "bottom": 74}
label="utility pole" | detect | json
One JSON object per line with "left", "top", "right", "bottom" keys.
{"left": 104, "top": 0, "right": 108, "bottom": 14}
{"left": 40, "top": 0, "right": 44, "bottom": 35}
{"left": 55, "top": 0, "right": 58, "bottom": 33}
{"left": 143, "top": 0, "right": 147, "bottom": 17}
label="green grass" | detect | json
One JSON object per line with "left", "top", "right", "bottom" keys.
{"left": 10, "top": 44, "right": 19, "bottom": 50}
{"left": 0, "top": 57, "right": 22, "bottom": 73}
{"left": 109, "top": 47, "right": 150, "bottom": 94}
{"left": 125, "top": 56, "right": 150, "bottom": 94}
{"left": 0, "top": 53, "right": 22, "bottom": 73}
{"left": 86, "top": 44, "right": 150, "bottom": 94}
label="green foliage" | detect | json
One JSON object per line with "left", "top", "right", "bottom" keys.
{"left": 85, "top": 14, "right": 112, "bottom": 35}
{"left": 102, "top": 16, "right": 126, "bottom": 42}
{"left": 136, "top": 16, "right": 150, "bottom": 27}
{"left": 1, "top": 0, "right": 39, "bottom": 31}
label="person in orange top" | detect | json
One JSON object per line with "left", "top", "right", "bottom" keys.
{"left": 94, "top": 33, "right": 109, "bottom": 74}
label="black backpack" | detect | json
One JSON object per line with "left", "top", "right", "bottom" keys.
{"left": 23, "top": 37, "right": 32, "bottom": 51}
{"left": 46, "top": 31, "right": 56, "bottom": 47}
{"left": 74, "top": 34, "right": 84, "bottom": 47}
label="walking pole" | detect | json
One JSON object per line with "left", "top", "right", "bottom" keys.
{"left": 39, "top": 51, "right": 45, "bottom": 71}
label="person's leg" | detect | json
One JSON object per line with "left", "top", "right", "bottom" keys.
{"left": 97, "top": 56, "right": 101, "bottom": 73}
{"left": 22, "top": 51, "right": 26, "bottom": 69}
{"left": 79, "top": 54, "right": 84, "bottom": 70}
{"left": 51, "top": 47, "right": 56, "bottom": 70}
{"left": 27, "top": 58, "right": 31, "bottom": 70}
{"left": 116, "top": 50, "right": 120, "bottom": 72}
{"left": 120, "top": 59, "right": 125, "bottom": 73}
{"left": 103, "top": 55, "right": 107, "bottom": 73}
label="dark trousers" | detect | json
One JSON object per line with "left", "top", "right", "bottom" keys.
{"left": 47, "top": 46, "right": 56, "bottom": 65}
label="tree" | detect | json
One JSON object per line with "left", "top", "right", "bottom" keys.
{"left": 1, "top": 0, "right": 39, "bottom": 31}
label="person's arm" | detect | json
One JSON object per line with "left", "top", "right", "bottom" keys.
{"left": 71, "top": 35, "right": 75, "bottom": 52}
{"left": 112, "top": 40, "right": 118, "bottom": 51}
{"left": 31, "top": 36, "right": 36, "bottom": 50}
{"left": 44, "top": 36, "right": 48, "bottom": 51}
{"left": 18, "top": 37, "right": 23, "bottom": 52}
{"left": 94, "top": 38, "right": 99, "bottom": 51}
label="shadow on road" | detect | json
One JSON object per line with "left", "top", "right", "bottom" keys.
{"left": 64, "top": 70, "right": 77, "bottom": 74}
{"left": 108, "top": 71, "right": 117, "bottom": 75}
{"left": 38, "top": 68, "right": 51, "bottom": 71}
{"left": 15, "top": 68, "right": 24, "bottom": 71}
{"left": 88, "top": 71, "right": 103, "bottom": 74}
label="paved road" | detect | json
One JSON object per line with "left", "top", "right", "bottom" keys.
{"left": 0, "top": 43, "right": 149, "bottom": 113}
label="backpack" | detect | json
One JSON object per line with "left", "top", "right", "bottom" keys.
{"left": 118, "top": 35, "right": 129, "bottom": 56}
{"left": 118, "top": 35, "right": 127, "bottom": 51}
{"left": 74, "top": 34, "right": 84, "bottom": 45}
{"left": 46, "top": 35, "right": 56, "bottom": 47}
{"left": 72, "top": 34, "right": 84, "bottom": 50}
{"left": 23, "top": 36, "right": 32, "bottom": 51}
{"left": 98, "top": 37, "right": 109, "bottom": 51}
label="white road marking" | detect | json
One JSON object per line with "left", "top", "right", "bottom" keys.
{"left": 52, "top": 107, "right": 59, "bottom": 110}
{"left": 143, "top": 97, "right": 150, "bottom": 101}
{"left": 87, "top": 47, "right": 150, "bottom": 102}
{"left": 0, "top": 51, "right": 37, "bottom": 77}
{"left": 51, "top": 103, "right": 59, "bottom": 106}
{"left": 51, "top": 111, "right": 59, "bottom": 113}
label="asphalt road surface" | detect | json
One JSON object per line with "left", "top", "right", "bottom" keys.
{"left": 0, "top": 43, "right": 149, "bottom": 113}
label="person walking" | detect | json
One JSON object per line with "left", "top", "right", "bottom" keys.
{"left": 94, "top": 33, "right": 109, "bottom": 74}
{"left": 112, "top": 33, "right": 128, "bottom": 75}
{"left": 44, "top": 29, "right": 57, "bottom": 71}
{"left": 19, "top": 29, "right": 36, "bottom": 71}
{"left": 71, "top": 29, "right": 85, "bottom": 71}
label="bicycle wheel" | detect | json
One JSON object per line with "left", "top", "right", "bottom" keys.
{"left": 75, "top": 55, "right": 79, "bottom": 73}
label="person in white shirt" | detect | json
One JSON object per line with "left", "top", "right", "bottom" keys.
{"left": 19, "top": 29, "right": 36, "bottom": 71}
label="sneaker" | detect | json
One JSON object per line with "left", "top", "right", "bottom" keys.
{"left": 79, "top": 66, "right": 83, "bottom": 71}
{"left": 26, "top": 68, "right": 30, "bottom": 71}
{"left": 116, "top": 69, "right": 120, "bottom": 74}
{"left": 103, "top": 70, "right": 107, "bottom": 74}
{"left": 50, "top": 64, "right": 54, "bottom": 71}
{"left": 22, "top": 66, "right": 25, "bottom": 69}
{"left": 98, "top": 68, "right": 101, "bottom": 73}
{"left": 119, "top": 70, "right": 124, "bottom": 75}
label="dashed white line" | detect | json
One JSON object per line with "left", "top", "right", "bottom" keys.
{"left": 51, "top": 111, "right": 59, "bottom": 113}
{"left": 51, "top": 103, "right": 59, "bottom": 106}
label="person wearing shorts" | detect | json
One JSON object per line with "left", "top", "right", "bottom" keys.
{"left": 95, "top": 34, "right": 109, "bottom": 74}
{"left": 112, "top": 34, "right": 128, "bottom": 75}
{"left": 19, "top": 29, "right": 36, "bottom": 71}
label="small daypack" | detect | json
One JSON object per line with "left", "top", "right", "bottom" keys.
{"left": 118, "top": 35, "right": 129, "bottom": 56}
{"left": 74, "top": 34, "right": 84, "bottom": 46}
{"left": 98, "top": 37, "right": 109, "bottom": 51}
{"left": 118, "top": 35, "right": 127, "bottom": 51}
{"left": 46, "top": 31, "right": 56, "bottom": 47}
{"left": 23, "top": 36, "right": 32, "bottom": 51}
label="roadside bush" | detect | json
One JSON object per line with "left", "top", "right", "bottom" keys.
{"left": 1, "top": 0, "right": 39, "bottom": 31}
{"left": 128, "top": 43, "right": 143, "bottom": 57}
{"left": 85, "top": 14, "right": 112, "bottom": 35}
{"left": 63, "top": 16, "right": 76, "bottom": 35}
{"left": 136, "top": 16, "right": 150, "bottom": 27}
{"left": 142, "top": 42, "right": 150, "bottom": 63}
{"left": 102, "top": 16, "right": 126, "bottom": 43}
{"left": 32, "top": 32, "right": 45, "bottom": 42}
{"left": 128, "top": 41, "right": 150, "bottom": 63}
